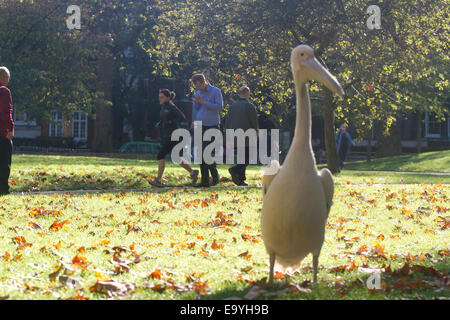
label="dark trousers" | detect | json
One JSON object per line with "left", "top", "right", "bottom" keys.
{"left": 157, "top": 137, "right": 178, "bottom": 160}
{"left": 200, "top": 125, "right": 220, "bottom": 186}
{"left": 0, "top": 137, "right": 12, "bottom": 193}
{"left": 338, "top": 147, "right": 348, "bottom": 169}
{"left": 230, "top": 146, "right": 249, "bottom": 182}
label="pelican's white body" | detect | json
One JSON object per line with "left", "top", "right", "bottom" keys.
{"left": 261, "top": 45, "right": 341, "bottom": 280}
{"left": 262, "top": 138, "right": 330, "bottom": 270}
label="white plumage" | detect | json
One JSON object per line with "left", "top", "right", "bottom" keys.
{"left": 261, "top": 45, "right": 344, "bottom": 284}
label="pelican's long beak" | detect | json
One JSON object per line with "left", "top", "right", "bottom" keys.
{"left": 307, "top": 57, "right": 345, "bottom": 97}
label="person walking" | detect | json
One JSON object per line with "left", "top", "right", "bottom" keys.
{"left": 225, "top": 86, "right": 258, "bottom": 186}
{"left": 0, "top": 66, "right": 14, "bottom": 196}
{"left": 191, "top": 74, "right": 223, "bottom": 188}
{"left": 149, "top": 89, "right": 199, "bottom": 187}
{"left": 336, "top": 124, "right": 355, "bottom": 170}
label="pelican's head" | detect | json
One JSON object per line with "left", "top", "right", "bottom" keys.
{"left": 291, "top": 45, "right": 345, "bottom": 97}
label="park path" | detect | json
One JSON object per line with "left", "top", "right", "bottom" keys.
{"left": 9, "top": 182, "right": 450, "bottom": 196}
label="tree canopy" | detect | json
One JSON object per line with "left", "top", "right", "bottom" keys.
{"left": 141, "top": 0, "right": 448, "bottom": 171}
{"left": 0, "top": 1, "right": 97, "bottom": 123}
{"left": 147, "top": 0, "right": 448, "bottom": 125}
{"left": 1, "top": 0, "right": 448, "bottom": 159}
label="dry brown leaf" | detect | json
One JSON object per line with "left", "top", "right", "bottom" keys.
{"left": 149, "top": 269, "right": 163, "bottom": 279}
{"left": 28, "top": 221, "right": 42, "bottom": 229}
{"left": 90, "top": 280, "right": 134, "bottom": 296}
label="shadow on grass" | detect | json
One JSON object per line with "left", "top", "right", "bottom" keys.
{"left": 14, "top": 153, "right": 156, "bottom": 167}
{"left": 200, "top": 259, "right": 450, "bottom": 300}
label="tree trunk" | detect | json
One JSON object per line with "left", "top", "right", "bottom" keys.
{"left": 131, "top": 107, "right": 147, "bottom": 142}
{"left": 416, "top": 111, "right": 422, "bottom": 153}
{"left": 91, "top": 25, "right": 149, "bottom": 152}
{"left": 375, "top": 119, "right": 402, "bottom": 158}
{"left": 323, "top": 91, "right": 340, "bottom": 174}
{"left": 92, "top": 54, "right": 114, "bottom": 152}
{"left": 366, "top": 126, "right": 372, "bottom": 162}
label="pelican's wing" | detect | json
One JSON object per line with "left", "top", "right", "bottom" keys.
{"left": 319, "top": 168, "right": 334, "bottom": 216}
{"left": 262, "top": 160, "right": 281, "bottom": 196}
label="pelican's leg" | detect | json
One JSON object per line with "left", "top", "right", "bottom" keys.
{"left": 268, "top": 252, "right": 275, "bottom": 285}
{"left": 312, "top": 254, "right": 319, "bottom": 283}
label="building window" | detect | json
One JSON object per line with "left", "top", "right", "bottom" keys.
{"left": 14, "top": 111, "right": 26, "bottom": 124}
{"left": 49, "top": 111, "right": 63, "bottom": 137}
{"left": 13, "top": 110, "right": 37, "bottom": 126}
{"left": 424, "top": 112, "right": 441, "bottom": 138}
{"left": 72, "top": 111, "right": 88, "bottom": 140}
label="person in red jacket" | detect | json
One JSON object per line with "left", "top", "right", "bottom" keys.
{"left": 0, "top": 66, "right": 14, "bottom": 195}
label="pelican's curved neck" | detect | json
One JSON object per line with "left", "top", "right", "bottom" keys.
{"left": 293, "top": 70, "right": 312, "bottom": 145}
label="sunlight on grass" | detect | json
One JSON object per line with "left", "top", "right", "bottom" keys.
{"left": 344, "top": 150, "right": 450, "bottom": 173}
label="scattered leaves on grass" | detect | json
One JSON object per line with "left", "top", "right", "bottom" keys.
{"left": 241, "top": 233, "right": 260, "bottom": 243}
{"left": 29, "top": 208, "right": 63, "bottom": 218}
{"left": 2, "top": 164, "right": 450, "bottom": 300}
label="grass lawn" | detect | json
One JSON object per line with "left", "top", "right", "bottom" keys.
{"left": 0, "top": 153, "right": 448, "bottom": 300}
{"left": 344, "top": 150, "right": 450, "bottom": 173}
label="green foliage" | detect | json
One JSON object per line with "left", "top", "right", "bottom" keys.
{"left": 0, "top": 0, "right": 159, "bottom": 125}
{"left": 0, "top": 1, "right": 99, "bottom": 123}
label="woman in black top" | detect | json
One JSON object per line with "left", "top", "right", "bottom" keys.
{"left": 149, "top": 89, "right": 199, "bottom": 187}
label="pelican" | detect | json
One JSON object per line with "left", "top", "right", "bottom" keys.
{"left": 261, "top": 45, "right": 344, "bottom": 284}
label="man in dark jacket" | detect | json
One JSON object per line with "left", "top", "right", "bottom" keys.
{"left": 0, "top": 66, "right": 14, "bottom": 195}
{"left": 336, "top": 124, "right": 355, "bottom": 170}
{"left": 225, "top": 86, "right": 258, "bottom": 186}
